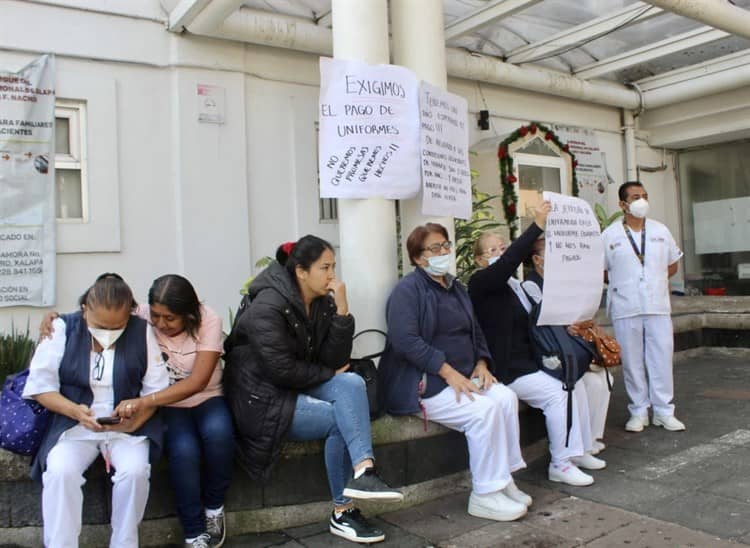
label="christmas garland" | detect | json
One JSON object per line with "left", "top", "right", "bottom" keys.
{"left": 497, "top": 122, "right": 579, "bottom": 239}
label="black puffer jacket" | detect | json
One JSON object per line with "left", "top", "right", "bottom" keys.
{"left": 223, "top": 262, "right": 355, "bottom": 482}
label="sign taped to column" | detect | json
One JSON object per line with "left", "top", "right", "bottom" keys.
{"left": 419, "top": 83, "right": 471, "bottom": 220}
{"left": 537, "top": 191, "right": 603, "bottom": 325}
{"left": 0, "top": 55, "right": 56, "bottom": 307}
{"left": 318, "top": 57, "right": 421, "bottom": 199}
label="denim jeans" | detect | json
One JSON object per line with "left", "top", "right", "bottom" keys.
{"left": 163, "top": 396, "right": 235, "bottom": 538}
{"left": 287, "top": 372, "right": 374, "bottom": 506}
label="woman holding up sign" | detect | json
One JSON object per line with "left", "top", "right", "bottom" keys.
{"left": 469, "top": 202, "right": 607, "bottom": 487}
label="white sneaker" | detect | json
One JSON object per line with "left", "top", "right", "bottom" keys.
{"left": 625, "top": 415, "right": 649, "bottom": 432}
{"left": 653, "top": 415, "right": 686, "bottom": 431}
{"left": 502, "top": 479, "right": 532, "bottom": 507}
{"left": 468, "top": 490, "right": 527, "bottom": 521}
{"left": 548, "top": 462, "right": 594, "bottom": 486}
{"left": 591, "top": 440, "right": 606, "bottom": 455}
{"left": 571, "top": 453, "right": 606, "bottom": 470}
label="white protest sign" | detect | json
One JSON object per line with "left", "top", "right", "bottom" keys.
{"left": 0, "top": 55, "right": 56, "bottom": 307}
{"left": 318, "top": 57, "right": 421, "bottom": 199}
{"left": 419, "top": 83, "right": 471, "bottom": 220}
{"left": 537, "top": 191, "right": 603, "bottom": 325}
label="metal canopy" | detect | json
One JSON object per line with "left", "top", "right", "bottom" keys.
{"left": 225, "top": 0, "right": 750, "bottom": 87}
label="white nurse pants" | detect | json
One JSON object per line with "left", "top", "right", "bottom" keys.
{"left": 510, "top": 371, "right": 592, "bottom": 465}
{"left": 42, "top": 437, "right": 151, "bottom": 548}
{"left": 612, "top": 314, "right": 675, "bottom": 417}
{"left": 582, "top": 368, "right": 613, "bottom": 441}
{"left": 419, "top": 383, "right": 525, "bottom": 495}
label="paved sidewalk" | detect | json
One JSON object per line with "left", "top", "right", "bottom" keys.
{"left": 224, "top": 349, "right": 750, "bottom": 547}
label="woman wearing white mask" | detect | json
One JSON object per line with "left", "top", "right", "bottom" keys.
{"left": 469, "top": 203, "right": 607, "bottom": 488}
{"left": 379, "top": 223, "right": 530, "bottom": 523}
{"left": 23, "top": 273, "right": 169, "bottom": 548}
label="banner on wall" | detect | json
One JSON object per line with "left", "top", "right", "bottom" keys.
{"left": 318, "top": 57, "right": 421, "bottom": 199}
{"left": 419, "top": 83, "right": 472, "bottom": 220}
{"left": 537, "top": 191, "right": 603, "bottom": 326}
{"left": 550, "top": 124, "right": 613, "bottom": 208}
{"left": 0, "top": 54, "right": 56, "bottom": 307}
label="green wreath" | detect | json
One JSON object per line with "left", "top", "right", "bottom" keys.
{"left": 497, "top": 122, "right": 579, "bottom": 240}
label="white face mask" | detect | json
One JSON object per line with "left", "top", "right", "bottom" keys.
{"left": 488, "top": 255, "right": 500, "bottom": 266}
{"left": 424, "top": 253, "right": 452, "bottom": 276}
{"left": 628, "top": 198, "right": 649, "bottom": 219}
{"left": 88, "top": 327, "right": 125, "bottom": 350}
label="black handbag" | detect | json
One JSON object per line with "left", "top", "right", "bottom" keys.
{"left": 350, "top": 329, "right": 386, "bottom": 420}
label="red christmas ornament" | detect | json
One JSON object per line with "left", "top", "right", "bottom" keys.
{"left": 563, "top": 144, "right": 570, "bottom": 152}
{"left": 544, "top": 132, "right": 553, "bottom": 141}
{"left": 519, "top": 126, "right": 529, "bottom": 137}
{"left": 508, "top": 202, "right": 517, "bottom": 216}
{"left": 497, "top": 146, "right": 507, "bottom": 159}
{"left": 530, "top": 124, "right": 537, "bottom": 134}
{"left": 505, "top": 174, "right": 517, "bottom": 184}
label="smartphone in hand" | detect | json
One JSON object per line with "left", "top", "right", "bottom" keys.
{"left": 96, "top": 416, "right": 122, "bottom": 425}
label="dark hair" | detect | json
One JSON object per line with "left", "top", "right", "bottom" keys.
{"left": 276, "top": 235, "right": 335, "bottom": 281}
{"left": 618, "top": 180, "right": 644, "bottom": 202}
{"left": 80, "top": 272, "right": 137, "bottom": 311}
{"left": 406, "top": 223, "right": 449, "bottom": 266}
{"left": 148, "top": 274, "right": 202, "bottom": 338}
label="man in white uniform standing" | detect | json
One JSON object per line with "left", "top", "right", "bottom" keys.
{"left": 602, "top": 181, "right": 685, "bottom": 433}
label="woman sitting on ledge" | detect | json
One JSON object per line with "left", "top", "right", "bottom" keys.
{"left": 25, "top": 273, "right": 169, "bottom": 548}
{"left": 224, "top": 235, "right": 403, "bottom": 544}
{"left": 379, "top": 223, "right": 531, "bottom": 523}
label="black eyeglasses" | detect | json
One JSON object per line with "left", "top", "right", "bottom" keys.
{"left": 92, "top": 351, "right": 105, "bottom": 382}
{"left": 422, "top": 241, "right": 453, "bottom": 254}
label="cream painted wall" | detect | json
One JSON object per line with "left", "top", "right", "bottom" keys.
{"left": 0, "top": 0, "right": 695, "bottom": 335}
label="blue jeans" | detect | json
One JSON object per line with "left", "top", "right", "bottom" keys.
{"left": 163, "top": 396, "right": 235, "bottom": 538}
{"left": 287, "top": 372, "right": 374, "bottom": 506}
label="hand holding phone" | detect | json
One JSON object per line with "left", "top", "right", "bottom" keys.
{"left": 96, "top": 416, "right": 122, "bottom": 425}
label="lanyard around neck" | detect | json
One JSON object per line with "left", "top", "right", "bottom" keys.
{"left": 623, "top": 221, "right": 646, "bottom": 266}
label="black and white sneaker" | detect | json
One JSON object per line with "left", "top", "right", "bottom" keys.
{"left": 343, "top": 468, "right": 404, "bottom": 502}
{"left": 329, "top": 508, "right": 385, "bottom": 544}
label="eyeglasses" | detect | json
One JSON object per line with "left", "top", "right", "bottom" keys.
{"left": 92, "top": 351, "right": 105, "bottom": 382}
{"left": 482, "top": 245, "right": 506, "bottom": 257}
{"left": 422, "top": 241, "right": 453, "bottom": 254}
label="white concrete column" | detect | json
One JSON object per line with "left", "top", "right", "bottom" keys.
{"left": 331, "top": 0, "right": 398, "bottom": 343}
{"left": 391, "top": 0, "right": 455, "bottom": 268}
{"left": 623, "top": 110, "right": 637, "bottom": 181}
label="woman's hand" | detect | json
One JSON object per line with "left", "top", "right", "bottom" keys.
{"left": 73, "top": 403, "right": 103, "bottom": 432}
{"left": 114, "top": 397, "right": 147, "bottom": 419}
{"left": 327, "top": 279, "right": 349, "bottom": 316}
{"left": 102, "top": 416, "right": 137, "bottom": 434}
{"left": 335, "top": 363, "right": 351, "bottom": 375}
{"left": 534, "top": 200, "right": 552, "bottom": 230}
{"left": 470, "top": 359, "right": 497, "bottom": 390}
{"left": 439, "top": 362, "right": 481, "bottom": 403}
{"left": 38, "top": 311, "right": 59, "bottom": 341}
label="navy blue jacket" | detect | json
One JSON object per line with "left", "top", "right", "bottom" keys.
{"left": 378, "top": 268, "right": 492, "bottom": 415}
{"left": 31, "top": 312, "right": 164, "bottom": 481}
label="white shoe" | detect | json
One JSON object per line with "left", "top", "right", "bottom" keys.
{"left": 625, "top": 415, "right": 649, "bottom": 432}
{"left": 653, "top": 415, "right": 686, "bottom": 431}
{"left": 571, "top": 453, "right": 606, "bottom": 470}
{"left": 548, "top": 462, "right": 594, "bottom": 487}
{"left": 502, "top": 479, "right": 532, "bottom": 507}
{"left": 468, "top": 490, "right": 527, "bottom": 522}
{"left": 591, "top": 440, "right": 606, "bottom": 455}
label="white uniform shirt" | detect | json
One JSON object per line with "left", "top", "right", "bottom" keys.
{"left": 23, "top": 317, "right": 169, "bottom": 442}
{"left": 602, "top": 218, "right": 682, "bottom": 320}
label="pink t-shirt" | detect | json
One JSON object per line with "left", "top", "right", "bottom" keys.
{"left": 137, "top": 303, "right": 224, "bottom": 408}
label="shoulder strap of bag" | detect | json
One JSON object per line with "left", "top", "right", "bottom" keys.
{"left": 353, "top": 329, "right": 387, "bottom": 360}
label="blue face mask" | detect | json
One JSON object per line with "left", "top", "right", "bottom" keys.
{"left": 488, "top": 255, "right": 500, "bottom": 266}
{"left": 424, "top": 253, "right": 452, "bottom": 276}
